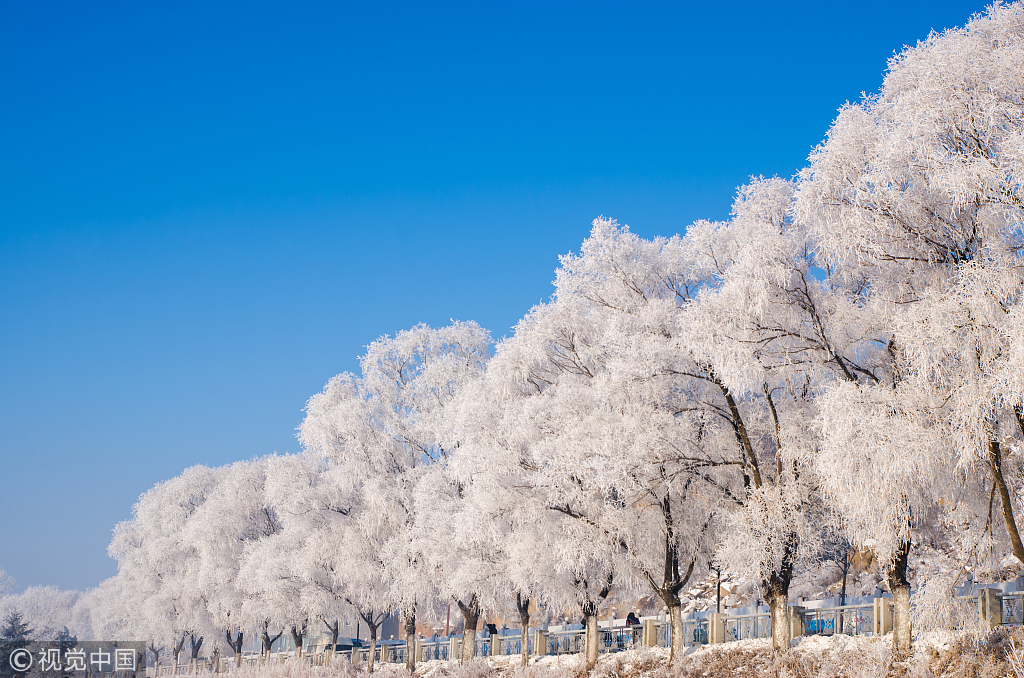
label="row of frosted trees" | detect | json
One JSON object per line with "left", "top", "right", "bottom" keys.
{"left": 93, "top": 2, "right": 1024, "bottom": 669}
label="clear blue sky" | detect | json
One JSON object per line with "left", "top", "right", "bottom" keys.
{"left": 0, "top": 1, "right": 989, "bottom": 591}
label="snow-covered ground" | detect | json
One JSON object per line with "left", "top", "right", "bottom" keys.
{"left": 203, "top": 626, "right": 1024, "bottom": 678}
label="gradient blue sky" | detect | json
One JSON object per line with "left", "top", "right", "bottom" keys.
{"left": 0, "top": 1, "right": 990, "bottom": 591}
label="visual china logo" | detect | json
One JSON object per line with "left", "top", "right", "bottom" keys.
{"left": 3, "top": 642, "right": 146, "bottom": 678}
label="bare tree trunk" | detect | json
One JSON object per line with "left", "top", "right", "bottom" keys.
{"left": 989, "top": 440, "right": 1024, "bottom": 564}
{"left": 404, "top": 610, "right": 416, "bottom": 672}
{"left": 765, "top": 587, "right": 790, "bottom": 655}
{"left": 575, "top": 575, "right": 612, "bottom": 672}
{"left": 188, "top": 633, "right": 203, "bottom": 674}
{"left": 367, "top": 621, "right": 378, "bottom": 673}
{"left": 583, "top": 613, "right": 599, "bottom": 672}
{"left": 354, "top": 610, "right": 383, "bottom": 673}
{"left": 887, "top": 538, "right": 912, "bottom": 659}
{"left": 839, "top": 548, "right": 849, "bottom": 608}
{"left": 290, "top": 622, "right": 307, "bottom": 659}
{"left": 639, "top": 494, "right": 697, "bottom": 663}
{"left": 893, "top": 585, "right": 911, "bottom": 655}
{"left": 456, "top": 594, "right": 480, "bottom": 665}
{"left": 838, "top": 548, "right": 850, "bottom": 634}
{"left": 225, "top": 630, "right": 244, "bottom": 667}
{"left": 148, "top": 642, "right": 161, "bottom": 673}
{"left": 516, "top": 593, "right": 530, "bottom": 668}
{"left": 753, "top": 511, "right": 797, "bottom": 655}
{"left": 173, "top": 635, "right": 185, "bottom": 672}
{"left": 323, "top": 620, "right": 339, "bottom": 664}
{"left": 652, "top": 574, "right": 693, "bottom": 664}
{"left": 663, "top": 604, "right": 681, "bottom": 659}
{"left": 261, "top": 627, "right": 282, "bottom": 664}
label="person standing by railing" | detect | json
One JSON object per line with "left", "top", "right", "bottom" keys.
{"left": 625, "top": 613, "right": 641, "bottom": 649}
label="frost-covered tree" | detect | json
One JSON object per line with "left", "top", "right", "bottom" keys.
{"left": 476, "top": 201, "right": 885, "bottom": 658}
{"left": 447, "top": 373, "right": 590, "bottom": 667}
{"left": 299, "top": 321, "right": 491, "bottom": 670}
{"left": 74, "top": 576, "right": 132, "bottom": 643}
{"left": 0, "top": 575, "right": 90, "bottom": 642}
{"left": 258, "top": 454, "right": 374, "bottom": 668}
{"left": 0, "top": 587, "right": 80, "bottom": 641}
{"left": 676, "top": 177, "right": 892, "bottom": 653}
{"left": 108, "top": 465, "right": 226, "bottom": 667}
{"left": 797, "top": 1, "right": 1024, "bottom": 655}
{"left": 189, "top": 457, "right": 283, "bottom": 666}
{"left": 465, "top": 328, "right": 622, "bottom": 672}
{"left": 0, "top": 611, "right": 33, "bottom": 678}
{"left": 238, "top": 527, "right": 311, "bottom": 659}
{"left": 411, "top": 464, "right": 494, "bottom": 665}
{"left": 457, "top": 232, "right": 756, "bottom": 664}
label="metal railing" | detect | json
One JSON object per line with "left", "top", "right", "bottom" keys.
{"left": 548, "top": 630, "right": 585, "bottom": 655}
{"left": 304, "top": 653, "right": 331, "bottom": 666}
{"left": 158, "top": 589, "right": 1024, "bottom": 674}
{"left": 599, "top": 626, "right": 642, "bottom": 652}
{"left": 1003, "top": 592, "right": 1024, "bottom": 625}
{"left": 351, "top": 643, "right": 406, "bottom": 665}
{"left": 725, "top": 614, "right": 770, "bottom": 642}
{"left": 419, "top": 641, "right": 449, "bottom": 662}
{"left": 683, "top": 619, "right": 709, "bottom": 646}
{"left": 497, "top": 633, "right": 533, "bottom": 656}
{"left": 155, "top": 660, "right": 219, "bottom": 675}
{"left": 803, "top": 604, "right": 874, "bottom": 636}
{"left": 652, "top": 619, "right": 708, "bottom": 647}
{"left": 544, "top": 627, "right": 642, "bottom": 655}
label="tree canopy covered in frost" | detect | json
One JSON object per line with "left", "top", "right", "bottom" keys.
{"left": 796, "top": 1, "right": 1024, "bottom": 654}
{"left": 5, "top": 1, "right": 1024, "bottom": 665}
